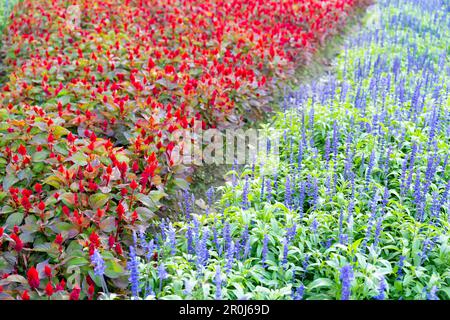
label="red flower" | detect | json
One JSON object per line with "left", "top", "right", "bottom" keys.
{"left": 27, "top": 267, "right": 40, "bottom": 289}
{"left": 34, "top": 183, "right": 42, "bottom": 193}
{"left": 45, "top": 282, "right": 54, "bottom": 296}
{"left": 55, "top": 233, "right": 63, "bottom": 245}
{"left": 11, "top": 233, "right": 23, "bottom": 252}
{"left": 88, "top": 283, "right": 95, "bottom": 300}
{"left": 0, "top": 227, "right": 3, "bottom": 237}
{"left": 44, "top": 265, "right": 52, "bottom": 278}
{"left": 38, "top": 201, "right": 46, "bottom": 211}
{"left": 69, "top": 286, "right": 81, "bottom": 300}
{"left": 47, "top": 132, "right": 55, "bottom": 144}
{"left": 115, "top": 243, "right": 123, "bottom": 255}
{"left": 55, "top": 279, "right": 66, "bottom": 291}
{"left": 89, "top": 231, "right": 100, "bottom": 248}
{"left": 130, "top": 180, "right": 138, "bottom": 190}
{"left": 62, "top": 205, "right": 71, "bottom": 217}
{"left": 22, "top": 290, "right": 30, "bottom": 300}
{"left": 17, "top": 144, "right": 27, "bottom": 156}
{"left": 116, "top": 202, "right": 125, "bottom": 220}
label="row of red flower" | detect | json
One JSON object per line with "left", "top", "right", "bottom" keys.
{"left": 0, "top": 0, "right": 365, "bottom": 299}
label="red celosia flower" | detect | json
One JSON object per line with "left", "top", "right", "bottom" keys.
{"left": 115, "top": 243, "right": 123, "bottom": 255}
{"left": 108, "top": 235, "right": 115, "bottom": 248}
{"left": 45, "top": 282, "right": 54, "bottom": 296}
{"left": 62, "top": 205, "right": 71, "bottom": 217}
{"left": 47, "top": 132, "right": 55, "bottom": 144}
{"left": 55, "top": 233, "right": 63, "bottom": 245}
{"left": 69, "top": 286, "right": 81, "bottom": 300}
{"left": 38, "top": 201, "right": 46, "bottom": 211}
{"left": 44, "top": 265, "right": 52, "bottom": 278}
{"left": 55, "top": 279, "right": 66, "bottom": 291}
{"left": 17, "top": 144, "right": 27, "bottom": 156}
{"left": 22, "top": 290, "right": 30, "bottom": 300}
{"left": 116, "top": 202, "right": 125, "bottom": 220}
{"left": 0, "top": 227, "right": 3, "bottom": 237}
{"left": 27, "top": 267, "right": 40, "bottom": 289}
{"left": 11, "top": 233, "right": 23, "bottom": 252}
{"left": 89, "top": 231, "right": 100, "bottom": 248}
{"left": 88, "top": 283, "right": 95, "bottom": 300}
{"left": 130, "top": 180, "right": 138, "bottom": 190}
{"left": 34, "top": 183, "right": 42, "bottom": 193}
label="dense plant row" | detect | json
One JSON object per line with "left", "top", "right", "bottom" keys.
{"left": 125, "top": 0, "right": 450, "bottom": 300}
{"left": 0, "top": 0, "right": 366, "bottom": 300}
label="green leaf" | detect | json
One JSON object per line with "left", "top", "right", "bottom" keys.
{"left": 99, "top": 217, "right": 117, "bottom": 232}
{"left": 5, "top": 212, "right": 24, "bottom": 228}
{"left": 2, "top": 174, "right": 19, "bottom": 190}
{"left": 32, "top": 151, "right": 50, "bottom": 162}
{"left": 69, "top": 152, "right": 88, "bottom": 166}
{"left": 89, "top": 193, "right": 110, "bottom": 209}
{"left": 104, "top": 260, "right": 125, "bottom": 279}
{"left": 53, "top": 126, "right": 70, "bottom": 138}
{"left": 308, "top": 278, "right": 334, "bottom": 290}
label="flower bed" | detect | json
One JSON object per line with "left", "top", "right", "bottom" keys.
{"left": 128, "top": 0, "right": 450, "bottom": 300}
{"left": 0, "top": 0, "right": 366, "bottom": 299}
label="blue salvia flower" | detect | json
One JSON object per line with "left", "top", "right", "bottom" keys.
{"left": 127, "top": 246, "right": 140, "bottom": 299}
{"left": 298, "top": 180, "right": 306, "bottom": 219}
{"left": 183, "top": 280, "right": 194, "bottom": 296}
{"left": 284, "top": 175, "right": 292, "bottom": 209}
{"left": 215, "top": 266, "right": 223, "bottom": 300}
{"left": 396, "top": 255, "right": 406, "bottom": 280}
{"left": 419, "top": 237, "right": 437, "bottom": 265}
{"left": 302, "top": 254, "right": 310, "bottom": 279}
{"left": 193, "top": 216, "right": 200, "bottom": 243}
{"left": 297, "top": 141, "right": 303, "bottom": 172}
{"left": 91, "top": 249, "right": 106, "bottom": 277}
{"left": 427, "top": 286, "right": 439, "bottom": 300}
{"left": 262, "top": 235, "right": 269, "bottom": 268}
{"left": 265, "top": 177, "right": 272, "bottom": 202}
{"left": 365, "top": 150, "right": 376, "bottom": 187}
{"left": 311, "top": 217, "right": 318, "bottom": 234}
{"left": 158, "top": 262, "right": 168, "bottom": 293}
{"left": 225, "top": 241, "right": 235, "bottom": 273}
{"left": 338, "top": 209, "right": 347, "bottom": 245}
{"left": 273, "top": 169, "right": 279, "bottom": 191}
{"left": 206, "top": 187, "right": 214, "bottom": 214}
{"left": 242, "top": 175, "right": 250, "bottom": 210}
{"left": 292, "top": 284, "right": 305, "bottom": 300}
{"left": 282, "top": 237, "right": 289, "bottom": 267}
{"left": 160, "top": 219, "right": 167, "bottom": 242}
{"left": 373, "top": 276, "right": 387, "bottom": 300}
{"left": 223, "top": 222, "right": 231, "bottom": 255}
{"left": 324, "top": 136, "right": 331, "bottom": 168}
{"left": 186, "top": 224, "right": 194, "bottom": 255}
{"left": 139, "top": 231, "right": 146, "bottom": 250}
{"left": 145, "top": 239, "right": 155, "bottom": 263}
{"left": 183, "top": 189, "right": 192, "bottom": 220}
{"left": 233, "top": 238, "right": 241, "bottom": 260}
{"left": 167, "top": 222, "right": 176, "bottom": 255}
{"left": 240, "top": 226, "right": 249, "bottom": 259}
{"left": 260, "top": 176, "right": 265, "bottom": 202}
{"left": 196, "top": 229, "right": 209, "bottom": 269}
{"left": 340, "top": 265, "right": 354, "bottom": 300}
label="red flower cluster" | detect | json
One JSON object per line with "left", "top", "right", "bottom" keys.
{"left": 0, "top": 0, "right": 367, "bottom": 299}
